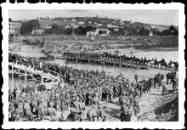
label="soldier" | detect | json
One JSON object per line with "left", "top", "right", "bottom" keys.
{"left": 120, "top": 105, "right": 131, "bottom": 121}
{"left": 23, "top": 101, "right": 33, "bottom": 120}
{"left": 96, "top": 104, "right": 105, "bottom": 121}
{"left": 162, "top": 84, "right": 167, "bottom": 95}
{"left": 47, "top": 101, "right": 57, "bottom": 121}
{"left": 171, "top": 78, "right": 177, "bottom": 90}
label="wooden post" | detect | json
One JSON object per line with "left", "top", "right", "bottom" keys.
{"left": 55, "top": 44, "right": 57, "bottom": 60}
{"left": 41, "top": 75, "right": 44, "bottom": 84}
{"left": 102, "top": 54, "right": 104, "bottom": 70}
{"left": 12, "top": 63, "right": 14, "bottom": 88}
{"left": 24, "top": 70, "right": 27, "bottom": 88}
{"left": 76, "top": 53, "right": 78, "bottom": 64}
{"left": 120, "top": 55, "right": 122, "bottom": 68}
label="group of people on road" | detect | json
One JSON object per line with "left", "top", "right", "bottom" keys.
{"left": 63, "top": 52, "right": 178, "bottom": 70}
{"left": 9, "top": 53, "right": 178, "bottom": 121}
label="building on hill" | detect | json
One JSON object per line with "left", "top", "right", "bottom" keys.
{"left": 95, "top": 28, "right": 110, "bottom": 36}
{"left": 88, "top": 21, "right": 92, "bottom": 24}
{"left": 86, "top": 31, "right": 96, "bottom": 40}
{"left": 107, "top": 24, "right": 120, "bottom": 32}
{"left": 9, "top": 18, "right": 22, "bottom": 41}
{"left": 30, "top": 17, "right": 53, "bottom": 35}
{"left": 96, "top": 23, "right": 103, "bottom": 27}
{"left": 39, "top": 19, "right": 53, "bottom": 29}
{"left": 151, "top": 24, "right": 169, "bottom": 32}
{"left": 149, "top": 31, "right": 153, "bottom": 36}
{"left": 72, "top": 18, "right": 76, "bottom": 22}
{"left": 9, "top": 19, "right": 22, "bottom": 35}
{"left": 31, "top": 29, "right": 45, "bottom": 35}
{"left": 65, "top": 24, "right": 72, "bottom": 29}
{"left": 78, "top": 21, "right": 85, "bottom": 25}
{"left": 71, "top": 23, "right": 79, "bottom": 29}
{"left": 86, "top": 28, "right": 110, "bottom": 40}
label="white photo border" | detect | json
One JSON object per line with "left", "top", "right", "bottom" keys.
{"left": 1, "top": 3, "right": 185, "bottom": 129}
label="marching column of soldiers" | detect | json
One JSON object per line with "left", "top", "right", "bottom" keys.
{"left": 63, "top": 52, "right": 178, "bottom": 71}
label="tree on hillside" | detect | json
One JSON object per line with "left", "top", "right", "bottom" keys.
{"left": 168, "top": 25, "right": 178, "bottom": 35}
{"left": 161, "top": 25, "right": 178, "bottom": 35}
{"left": 45, "top": 24, "right": 64, "bottom": 34}
{"left": 139, "top": 27, "right": 149, "bottom": 36}
{"left": 20, "top": 20, "right": 40, "bottom": 35}
{"left": 85, "top": 26, "right": 96, "bottom": 32}
{"left": 74, "top": 26, "right": 87, "bottom": 35}
{"left": 151, "top": 28, "right": 160, "bottom": 35}
{"left": 64, "top": 27, "right": 73, "bottom": 35}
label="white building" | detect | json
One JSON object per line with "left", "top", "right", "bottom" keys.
{"left": 31, "top": 29, "right": 45, "bottom": 35}
{"left": 9, "top": 20, "right": 22, "bottom": 35}
{"left": 71, "top": 23, "right": 79, "bottom": 29}
{"left": 88, "top": 21, "right": 92, "bottom": 24}
{"left": 86, "top": 28, "right": 110, "bottom": 39}
{"left": 149, "top": 31, "right": 153, "bottom": 36}
{"left": 107, "top": 24, "right": 119, "bottom": 28}
{"left": 65, "top": 24, "right": 71, "bottom": 29}
{"left": 95, "top": 28, "right": 110, "bottom": 36}
{"left": 78, "top": 21, "right": 85, "bottom": 25}
{"left": 72, "top": 19, "right": 76, "bottom": 22}
{"left": 96, "top": 23, "right": 103, "bottom": 27}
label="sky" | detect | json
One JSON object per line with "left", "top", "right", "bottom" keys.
{"left": 9, "top": 10, "right": 178, "bottom": 26}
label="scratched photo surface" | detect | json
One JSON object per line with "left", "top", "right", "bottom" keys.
{"left": 8, "top": 8, "right": 179, "bottom": 122}
{"left": 2, "top": 3, "right": 185, "bottom": 129}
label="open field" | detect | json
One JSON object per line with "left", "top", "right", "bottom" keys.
{"left": 18, "top": 35, "right": 178, "bottom": 52}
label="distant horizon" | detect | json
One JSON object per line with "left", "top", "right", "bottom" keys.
{"left": 9, "top": 10, "right": 178, "bottom": 26}
{"left": 9, "top": 16, "right": 177, "bottom": 27}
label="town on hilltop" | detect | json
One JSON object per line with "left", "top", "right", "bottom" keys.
{"left": 9, "top": 16, "right": 178, "bottom": 37}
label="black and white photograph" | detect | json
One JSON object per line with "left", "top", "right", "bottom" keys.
{"left": 1, "top": 3, "right": 185, "bottom": 129}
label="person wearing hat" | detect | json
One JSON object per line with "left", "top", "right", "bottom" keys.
{"left": 96, "top": 103, "right": 105, "bottom": 121}
{"left": 120, "top": 105, "right": 131, "bottom": 121}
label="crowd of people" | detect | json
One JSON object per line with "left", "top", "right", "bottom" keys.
{"left": 9, "top": 53, "right": 178, "bottom": 121}
{"left": 63, "top": 52, "right": 178, "bottom": 70}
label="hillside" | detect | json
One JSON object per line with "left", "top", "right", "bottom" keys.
{"left": 20, "top": 16, "right": 178, "bottom": 36}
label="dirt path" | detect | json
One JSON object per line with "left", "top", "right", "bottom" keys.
{"left": 93, "top": 85, "right": 177, "bottom": 121}
{"left": 137, "top": 86, "right": 177, "bottom": 121}
{"left": 97, "top": 101, "right": 121, "bottom": 121}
